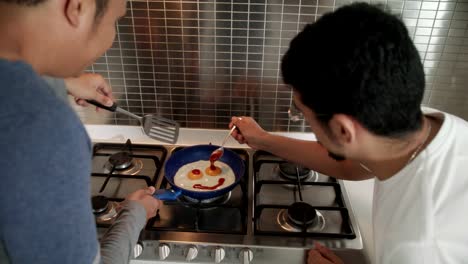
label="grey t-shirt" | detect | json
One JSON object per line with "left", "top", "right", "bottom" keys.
{"left": 0, "top": 59, "right": 147, "bottom": 264}
{"left": 42, "top": 76, "right": 68, "bottom": 102}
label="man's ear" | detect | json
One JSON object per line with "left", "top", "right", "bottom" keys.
{"left": 64, "top": 0, "right": 87, "bottom": 27}
{"left": 328, "top": 114, "right": 356, "bottom": 145}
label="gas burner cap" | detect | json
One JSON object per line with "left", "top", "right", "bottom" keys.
{"left": 108, "top": 151, "right": 133, "bottom": 170}
{"left": 278, "top": 163, "right": 311, "bottom": 181}
{"left": 277, "top": 206, "right": 325, "bottom": 232}
{"left": 287, "top": 202, "right": 317, "bottom": 226}
{"left": 92, "top": 195, "right": 109, "bottom": 214}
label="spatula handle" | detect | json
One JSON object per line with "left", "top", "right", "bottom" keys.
{"left": 86, "top": 99, "right": 117, "bottom": 112}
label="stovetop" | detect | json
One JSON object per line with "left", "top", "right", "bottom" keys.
{"left": 91, "top": 140, "right": 364, "bottom": 263}
{"left": 253, "top": 151, "right": 355, "bottom": 239}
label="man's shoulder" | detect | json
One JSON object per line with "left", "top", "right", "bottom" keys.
{"left": 0, "top": 59, "right": 55, "bottom": 108}
{"left": 0, "top": 58, "right": 33, "bottom": 74}
{"left": 0, "top": 60, "right": 75, "bottom": 120}
{"left": 0, "top": 59, "right": 39, "bottom": 88}
{"left": 423, "top": 106, "right": 468, "bottom": 125}
{"left": 0, "top": 59, "right": 89, "bottom": 151}
{"left": 423, "top": 107, "right": 468, "bottom": 142}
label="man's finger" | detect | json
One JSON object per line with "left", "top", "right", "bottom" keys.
{"left": 308, "top": 249, "right": 333, "bottom": 264}
{"left": 146, "top": 186, "right": 156, "bottom": 195}
{"left": 97, "top": 84, "right": 113, "bottom": 98}
{"left": 234, "top": 117, "right": 243, "bottom": 125}
{"left": 95, "top": 93, "right": 113, "bottom": 107}
{"left": 94, "top": 76, "right": 114, "bottom": 100}
{"left": 75, "top": 98, "right": 88, "bottom": 107}
{"left": 314, "top": 243, "right": 343, "bottom": 264}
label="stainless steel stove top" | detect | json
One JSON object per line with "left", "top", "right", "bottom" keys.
{"left": 91, "top": 141, "right": 365, "bottom": 264}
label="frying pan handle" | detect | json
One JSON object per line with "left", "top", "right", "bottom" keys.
{"left": 86, "top": 99, "right": 117, "bottom": 112}
{"left": 153, "top": 189, "right": 182, "bottom": 201}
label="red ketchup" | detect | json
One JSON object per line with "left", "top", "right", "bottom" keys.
{"left": 193, "top": 178, "right": 225, "bottom": 190}
{"left": 191, "top": 169, "right": 201, "bottom": 175}
{"left": 209, "top": 150, "right": 222, "bottom": 170}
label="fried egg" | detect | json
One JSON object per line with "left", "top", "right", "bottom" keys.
{"left": 174, "top": 160, "right": 235, "bottom": 192}
{"left": 188, "top": 169, "right": 203, "bottom": 180}
{"left": 205, "top": 166, "right": 222, "bottom": 176}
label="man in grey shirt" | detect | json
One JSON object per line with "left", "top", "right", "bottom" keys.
{"left": 0, "top": 0, "right": 161, "bottom": 263}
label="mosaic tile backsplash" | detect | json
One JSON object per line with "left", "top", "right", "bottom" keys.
{"left": 77, "top": 0, "right": 468, "bottom": 132}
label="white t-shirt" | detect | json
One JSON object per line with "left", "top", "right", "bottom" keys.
{"left": 373, "top": 111, "right": 468, "bottom": 264}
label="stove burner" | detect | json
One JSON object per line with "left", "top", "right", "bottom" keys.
{"left": 104, "top": 159, "right": 143, "bottom": 175}
{"left": 277, "top": 203, "right": 326, "bottom": 232}
{"left": 287, "top": 202, "right": 317, "bottom": 226}
{"left": 279, "top": 163, "right": 310, "bottom": 180}
{"left": 278, "top": 162, "right": 319, "bottom": 182}
{"left": 92, "top": 195, "right": 109, "bottom": 214}
{"left": 92, "top": 195, "right": 119, "bottom": 222}
{"left": 108, "top": 151, "right": 133, "bottom": 170}
{"left": 180, "top": 192, "right": 232, "bottom": 207}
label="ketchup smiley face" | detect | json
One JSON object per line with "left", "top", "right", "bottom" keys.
{"left": 193, "top": 178, "right": 226, "bottom": 190}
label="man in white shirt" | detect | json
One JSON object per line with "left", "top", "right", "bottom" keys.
{"left": 229, "top": 3, "right": 468, "bottom": 264}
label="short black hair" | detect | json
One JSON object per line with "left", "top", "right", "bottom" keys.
{"left": 1, "top": 0, "right": 109, "bottom": 20}
{"left": 281, "top": 2, "right": 425, "bottom": 138}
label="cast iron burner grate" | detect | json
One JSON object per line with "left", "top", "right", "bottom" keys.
{"left": 253, "top": 151, "right": 356, "bottom": 239}
{"left": 90, "top": 140, "right": 166, "bottom": 227}
{"left": 92, "top": 140, "right": 166, "bottom": 187}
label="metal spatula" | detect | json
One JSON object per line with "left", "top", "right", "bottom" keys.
{"left": 87, "top": 100, "right": 180, "bottom": 144}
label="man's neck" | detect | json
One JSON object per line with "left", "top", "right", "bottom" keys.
{"left": 358, "top": 116, "right": 440, "bottom": 181}
{"left": 0, "top": 7, "right": 22, "bottom": 59}
{"left": 0, "top": 4, "right": 50, "bottom": 74}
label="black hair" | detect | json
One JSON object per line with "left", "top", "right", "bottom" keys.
{"left": 281, "top": 2, "right": 425, "bottom": 137}
{"left": 1, "top": 0, "right": 110, "bottom": 20}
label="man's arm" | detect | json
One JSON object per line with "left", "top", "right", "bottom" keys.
{"left": 257, "top": 134, "right": 372, "bottom": 180}
{"left": 98, "top": 188, "right": 160, "bottom": 264}
{"left": 42, "top": 73, "right": 114, "bottom": 108}
{"left": 98, "top": 201, "right": 147, "bottom": 264}
{"left": 230, "top": 117, "right": 373, "bottom": 181}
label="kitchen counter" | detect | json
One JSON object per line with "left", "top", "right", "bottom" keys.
{"left": 86, "top": 125, "right": 375, "bottom": 263}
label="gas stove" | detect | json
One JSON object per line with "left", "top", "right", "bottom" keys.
{"left": 91, "top": 140, "right": 364, "bottom": 264}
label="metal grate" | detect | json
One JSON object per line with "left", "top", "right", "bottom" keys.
{"left": 76, "top": 0, "right": 468, "bottom": 131}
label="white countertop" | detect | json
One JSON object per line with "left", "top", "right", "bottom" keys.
{"left": 86, "top": 124, "right": 375, "bottom": 263}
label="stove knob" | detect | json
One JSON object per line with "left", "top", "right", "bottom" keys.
{"left": 133, "top": 242, "right": 143, "bottom": 258}
{"left": 239, "top": 248, "right": 254, "bottom": 264}
{"left": 213, "top": 247, "right": 226, "bottom": 263}
{"left": 185, "top": 245, "right": 198, "bottom": 261}
{"left": 158, "top": 243, "right": 170, "bottom": 260}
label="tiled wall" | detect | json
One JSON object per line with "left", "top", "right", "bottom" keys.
{"left": 77, "top": 0, "right": 468, "bottom": 132}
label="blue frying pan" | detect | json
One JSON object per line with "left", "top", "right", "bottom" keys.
{"left": 154, "top": 144, "right": 245, "bottom": 201}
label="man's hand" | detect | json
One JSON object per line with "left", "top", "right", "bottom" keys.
{"left": 308, "top": 242, "right": 344, "bottom": 264}
{"left": 64, "top": 73, "right": 114, "bottom": 109}
{"left": 229, "top": 116, "right": 269, "bottom": 150}
{"left": 125, "top": 186, "right": 161, "bottom": 220}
